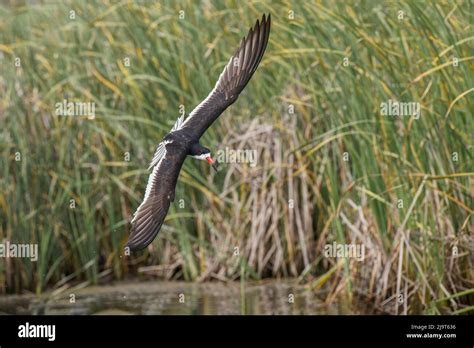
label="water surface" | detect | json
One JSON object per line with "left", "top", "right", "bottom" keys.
{"left": 0, "top": 280, "right": 344, "bottom": 315}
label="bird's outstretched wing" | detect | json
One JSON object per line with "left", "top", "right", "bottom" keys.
{"left": 182, "top": 14, "right": 271, "bottom": 138}
{"left": 126, "top": 140, "right": 187, "bottom": 251}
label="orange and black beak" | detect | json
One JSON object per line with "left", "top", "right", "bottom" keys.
{"left": 206, "top": 156, "right": 218, "bottom": 172}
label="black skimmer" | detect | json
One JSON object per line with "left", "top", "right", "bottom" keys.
{"left": 126, "top": 14, "right": 271, "bottom": 251}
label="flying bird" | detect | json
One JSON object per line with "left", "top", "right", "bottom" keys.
{"left": 126, "top": 14, "right": 271, "bottom": 251}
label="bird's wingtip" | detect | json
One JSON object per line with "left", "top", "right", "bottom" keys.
{"left": 124, "top": 240, "right": 146, "bottom": 252}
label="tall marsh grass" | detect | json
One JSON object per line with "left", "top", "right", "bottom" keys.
{"left": 0, "top": 0, "right": 472, "bottom": 314}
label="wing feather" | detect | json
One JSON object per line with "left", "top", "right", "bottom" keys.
{"left": 127, "top": 142, "right": 186, "bottom": 251}
{"left": 182, "top": 14, "right": 271, "bottom": 138}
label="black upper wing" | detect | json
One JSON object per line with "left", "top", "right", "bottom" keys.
{"left": 126, "top": 140, "right": 187, "bottom": 251}
{"left": 182, "top": 14, "right": 271, "bottom": 139}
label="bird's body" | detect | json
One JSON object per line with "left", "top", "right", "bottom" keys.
{"left": 126, "top": 14, "right": 271, "bottom": 251}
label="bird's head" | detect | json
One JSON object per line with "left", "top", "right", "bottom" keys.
{"left": 191, "top": 146, "right": 218, "bottom": 171}
{"left": 191, "top": 146, "right": 212, "bottom": 162}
